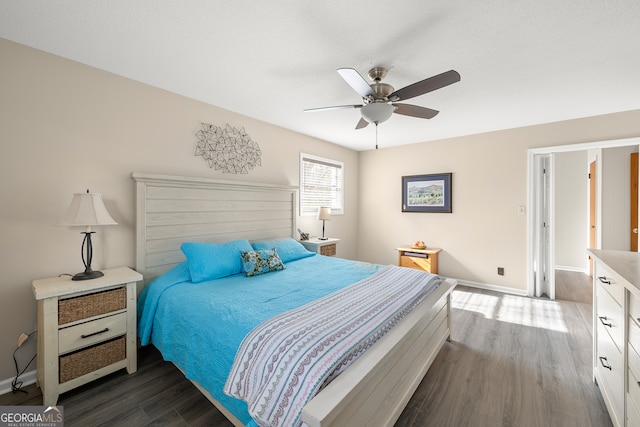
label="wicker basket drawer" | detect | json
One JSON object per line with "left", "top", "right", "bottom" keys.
{"left": 59, "top": 312, "right": 127, "bottom": 355}
{"left": 58, "top": 287, "right": 126, "bottom": 324}
{"left": 59, "top": 336, "right": 126, "bottom": 383}
{"left": 320, "top": 244, "right": 336, "bottom": 256}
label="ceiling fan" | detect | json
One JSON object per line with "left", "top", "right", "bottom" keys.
{"left": 304, "top": 67, "right": 461, "bottom": 130}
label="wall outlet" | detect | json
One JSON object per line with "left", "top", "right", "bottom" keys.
{"left": 498, "top": 267, "right": 505, "bottom": 276}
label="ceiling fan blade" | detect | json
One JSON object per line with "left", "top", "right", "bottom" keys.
{"left": 337, "top": 68, "right": 375, "bottom": 98}
{"left": 392, "top": 103, "right": 439, "bottom": 119}
{"left": 389, "top": 70, "right": 460, "bottom": 102}
{"left": 355, "top": 117, "right": 369, "bottom": 129}
{"left": 304, "top": 104, "right": 362, "bottom": 113}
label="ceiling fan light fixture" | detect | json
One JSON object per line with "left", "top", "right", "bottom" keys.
{"left": 361, "top": 103, "right": 394, "bottom": 125}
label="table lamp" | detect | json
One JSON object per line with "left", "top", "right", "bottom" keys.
{"left": 57, "top": 190, "right": 117, "bottom": 280}
{"left": 316, "top": 207, "right": 331, "bottom": 240}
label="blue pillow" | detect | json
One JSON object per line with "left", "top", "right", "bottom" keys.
{"left": 181, "top": 240, "right": 253, "bottom": 283}
{"left": 240, "top": 248, "right": 285, "bottom": 277}
{"left": 251, "top": 238, "right": 315, "bottom": 263}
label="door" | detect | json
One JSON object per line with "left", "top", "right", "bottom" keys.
{"left": 631, "top": 152, "right": 638, "bottom": 251}
{"left": 589, "top": 160, "right": 596, "bottom": 276}
{"left": 533, "top": 154, "right": 553, "bottom": 298}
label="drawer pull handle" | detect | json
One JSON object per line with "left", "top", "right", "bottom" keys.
{"left": 81, "top": 328, "right": 109, "bottom": 339}
{"left": 598, "top": 316, "right": 612, "bottom": 327}
{"left": 598, "top": 276, "right": 612, "bottom": 285}
{"left": 599, "top": 356, "right": 612, "bottom": 370}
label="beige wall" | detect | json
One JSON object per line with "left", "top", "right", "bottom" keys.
{"left": 357, "top": 110, "right": 640, "bottom": 291}
{"left": 0, "top": 39, "right": 359, "bottom": 382}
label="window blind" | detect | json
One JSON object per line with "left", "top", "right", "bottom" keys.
{"left": 300, "top": 153, "right": 344, "bottom": 215}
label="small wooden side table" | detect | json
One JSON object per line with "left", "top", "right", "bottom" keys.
{"left": 395, "top": 246, "right": 442, "bottom": 274}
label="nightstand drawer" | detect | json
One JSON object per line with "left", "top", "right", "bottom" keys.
{"left": 59, "top": 336, "right": 126, "bottom": 384}
{"left": 320, "top": 244, "right": 336, "bottom": 256}
{"left": 59, "top": 312, "right": 127, "bottom": 355}
{"left": 400, "top": 255, "right": 434, "bottom": 272}
{"left": 58, "top": 286, "right": 126, "bottom": 324}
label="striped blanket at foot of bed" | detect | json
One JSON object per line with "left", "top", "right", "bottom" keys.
{"left": 224, "top": 265, "right": 442, "bottom": 427}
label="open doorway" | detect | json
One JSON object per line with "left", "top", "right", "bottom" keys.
{"left": 528, "top": 137, "right": 640, "bottom": 298}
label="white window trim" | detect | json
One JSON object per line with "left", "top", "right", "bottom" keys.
{"left": 299, "top": 152, "right": 345, "bottom": 216}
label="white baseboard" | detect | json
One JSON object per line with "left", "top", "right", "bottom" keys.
{"left": 451, "top": 277, "right": 529, "bottom": 297}
{"left": 555, "top": 265, "right": 589, "bottom": 274}
{"left": 0, "top": 369, "right": 37, "bottom": 396}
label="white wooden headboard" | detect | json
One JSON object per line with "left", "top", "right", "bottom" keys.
{"left": 131, "top": 173, "right": 298, "bottom": 283}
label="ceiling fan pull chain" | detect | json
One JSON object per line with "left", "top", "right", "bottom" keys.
{"left": 375, "top": 123, "right": 379, "bottom": 150}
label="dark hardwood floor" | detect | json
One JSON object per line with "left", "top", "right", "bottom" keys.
{"left": 1, "top": 284, "right": 610, "bottom": 427}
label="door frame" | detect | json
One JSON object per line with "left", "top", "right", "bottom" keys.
{"left": 527, "top": 136, "right": 640, "bottom": 297}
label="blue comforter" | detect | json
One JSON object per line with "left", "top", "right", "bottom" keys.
{"left": 137, "top": 255, "right": 383, "bottom": 426}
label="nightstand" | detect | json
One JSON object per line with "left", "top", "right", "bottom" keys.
{"left": 32, "top": 267, "right": 142, "bottom": 405}
{"left": 300, "top": 237, "right": 340, "bottom": 257}
{"left": 396, "top": 246, "right": 442, "bottom": 274}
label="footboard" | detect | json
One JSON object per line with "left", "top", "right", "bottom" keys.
{"left": 301, "top": 278, "right": 456, "bottom": 427}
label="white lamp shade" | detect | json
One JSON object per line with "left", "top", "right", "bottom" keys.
{"left": 317, "top": 207, "right": 332, "bottom": 221}
{"left": 361, "top": 103, "right": 394, "bottom": 124}
{"left": 57, "top": 192, "right": 117, "bottom": 226}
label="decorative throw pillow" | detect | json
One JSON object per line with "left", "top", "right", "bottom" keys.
{"left": 181, "top": 239, "right": 254, "bottom": 283}
{"left": 251, "top": 238, "right": 315, "bottom": 263}
{"left": 241, "top": 248, "right": 285, "bottom": 277}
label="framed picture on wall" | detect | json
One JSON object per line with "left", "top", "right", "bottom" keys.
{"left": 402, "top": 173, "right": 452, "bottom": 213}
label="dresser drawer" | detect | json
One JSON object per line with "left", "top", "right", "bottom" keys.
{"left": 630, "top": 367, "right": 640, "bottom": 414}
{"left": 595, "top": 281, "right": 624, "bottom": 352}
{"left": 596, "top": 319, "right": 624, "bottom": 421}
{"left": 594, "top": 262, "right": 625, "bottom": 306}
{"left": 629, "top": 393, "right": 640, "bottom": 427}
{"left": 630, "top": 291, "right": 640, "bottom": 326}
{"left": 631, "top": 317, "right": 640, "bottom": 356}
{"left": 630, "top": 329, "right": 640, "bottom": 382}
{"left": 59, "top": 312, "right": 127, "bottom": 355}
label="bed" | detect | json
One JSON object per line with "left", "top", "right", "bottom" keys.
{"left": 132, "top": 172, "right": 457, "bottom": 427}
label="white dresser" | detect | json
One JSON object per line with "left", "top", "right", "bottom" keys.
{"left": 589, "top": 249, "right": 640, "bottom": 427}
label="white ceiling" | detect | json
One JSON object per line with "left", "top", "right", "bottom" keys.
{"left": 2, "top": 1, "right": 639, "bottom": 151}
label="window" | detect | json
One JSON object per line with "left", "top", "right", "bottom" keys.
{"left": 300, "top": 153, "right": 344, "bottom": 216}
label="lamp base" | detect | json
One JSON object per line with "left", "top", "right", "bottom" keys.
{"left": 318, "top": 237, "right": 328, "bottom": 240}
{"left": 72, "top": 270, "right": 104, "bottom": 281}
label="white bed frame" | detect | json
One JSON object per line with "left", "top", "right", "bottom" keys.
{"left": 132, "top": 172, "right": 456, "bottom": 427}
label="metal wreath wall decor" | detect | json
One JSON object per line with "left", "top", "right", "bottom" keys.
{"left": 195, "top": 123, "right": 262, "bottom": 174}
